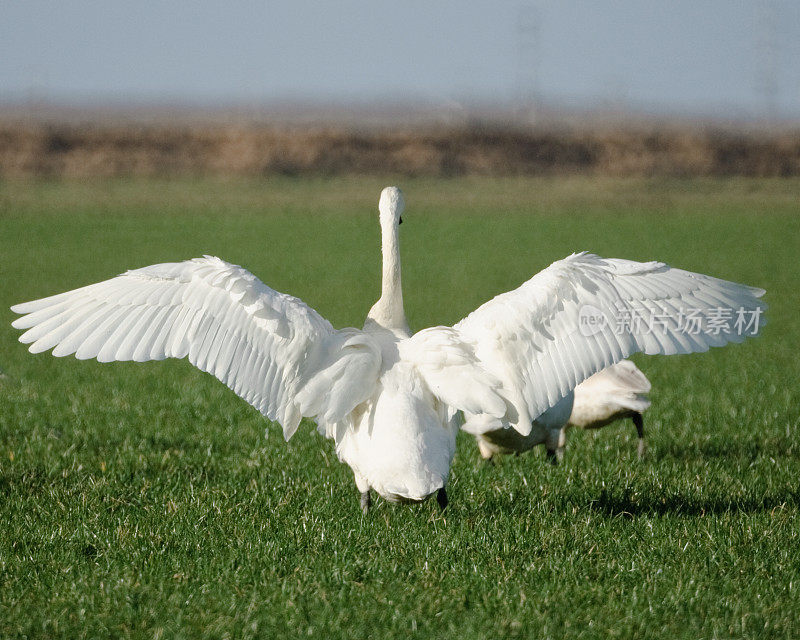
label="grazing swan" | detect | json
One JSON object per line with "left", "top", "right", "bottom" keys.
{"left": 569, "top": 359, "right": 651, "bottom": 458}
{"left": 467, "top": 360, "right": 651, "bottom": 463}
{"left": 11, "top": 187, "right": 766, "bottom": 512}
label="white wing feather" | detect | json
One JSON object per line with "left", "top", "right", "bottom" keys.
{"left": 454, "top": 253, "right": 766, "bottom": 435}
{"left": 11, "top": 256, "right": 381, "bottom": 440}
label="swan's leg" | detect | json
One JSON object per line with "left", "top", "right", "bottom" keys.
{"left": 360, "top": 490, "right": 372, "bottom": 514}
{"left": 632, "top": 412, "right": 646, "bottom": 460}
{"left": 545, "top": 427, "right": 566, "bottom": 466}
{"left": 354, "top": 472, "right": 372, "bottom": 514}
{"left": 477, "top": 438, "right": 495, "bottom": 462}
{"left": 436, "top": 487, "right": 448, "bottom": 511}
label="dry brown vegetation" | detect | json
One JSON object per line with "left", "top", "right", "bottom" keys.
{"left": 2, "top": 121, "right": 800, "bottom": 178}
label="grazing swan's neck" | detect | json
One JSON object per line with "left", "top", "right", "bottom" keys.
{"left": 366, "top": 187, "right": 409, "bottom": 335}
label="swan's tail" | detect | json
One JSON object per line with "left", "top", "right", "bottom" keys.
{"left": 570, "top": 360, "right": 651, "bottom": 428}
{"left": 609, "top": 392, "right": 651, "bottom": 414}
{"left": 592, "top": 359, "right": 651, "bottom": 412}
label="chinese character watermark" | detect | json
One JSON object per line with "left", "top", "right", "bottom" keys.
{"left": 577, "top": 305, "right": 763, "bottom": 337}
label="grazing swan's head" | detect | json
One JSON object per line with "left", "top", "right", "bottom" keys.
{"left": 379, "top": 186, "right": 404, "bottom": 227}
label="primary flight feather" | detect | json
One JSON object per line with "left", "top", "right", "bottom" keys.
{"left": 11, "top": 187, "right": 766, "bottom": 511}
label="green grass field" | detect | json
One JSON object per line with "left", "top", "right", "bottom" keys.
{"left": 1, "top": 177, "right": 798, "bottom": 639}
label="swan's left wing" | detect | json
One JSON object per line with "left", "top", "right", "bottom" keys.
{"left": 451, "top": 252, "right": 766, "bottom": 435}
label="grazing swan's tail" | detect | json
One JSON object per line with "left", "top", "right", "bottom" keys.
{"left": 588, "top": 360, "right": 651, "bottom": 413}
{"left": 609, "top": 393, "right": 651, "bottom": 414}
{"left": 570, "top": 360, "right": 651, "bottom": 428}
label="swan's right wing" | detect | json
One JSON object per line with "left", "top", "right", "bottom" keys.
{"left": 11, "top": 256, "right": 381, "bottom": 439}
{"left": 453, "top": 253, "right": 766, "bottom": 435}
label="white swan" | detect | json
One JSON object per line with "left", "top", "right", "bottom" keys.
{"left": 11, "top": 186, "right": 766, "bottom": 511}
{"left": 467, "top": 360, "right": 651, "bottom": 463}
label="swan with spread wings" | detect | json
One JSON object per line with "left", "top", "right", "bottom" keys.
{"left": 11, "top": 187, "right": 766, "bottom": 512}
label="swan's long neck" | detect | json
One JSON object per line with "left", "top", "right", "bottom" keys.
{"left": 367, "top": 220, "right": 409, "bottom": 335}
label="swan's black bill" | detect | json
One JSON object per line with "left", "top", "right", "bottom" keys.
{"left": 399, "top": 216, "right": 403, "bottom": 225}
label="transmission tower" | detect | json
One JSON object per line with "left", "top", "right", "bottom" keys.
{"left": 515, "top": 3, "right": 541, "bottom": 125}
{"left": 755, "top": 0, "right": 781, "bottom": 121}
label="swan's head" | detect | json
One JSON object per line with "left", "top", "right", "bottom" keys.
{"left": 379, "top": 186, "right": 404, "bottom": 227}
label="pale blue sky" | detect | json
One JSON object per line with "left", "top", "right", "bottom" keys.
{"left": 2, "top": 1, "right": 799, "bottom": 118}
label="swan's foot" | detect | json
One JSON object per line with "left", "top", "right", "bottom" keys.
{"left": 545, "top": 447, "right": 563, "bottom": 466}
{"left": 436, "top": 487, "right": 448, "bottom": 511}
{"left": 632, "top": 413, "right": 646, "bottom": 460}
{"left": 360, "top": 490, "right": 372, "bottom": 514}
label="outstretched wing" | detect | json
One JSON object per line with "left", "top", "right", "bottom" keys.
{"left": 11, "top": 256, "right": 381, "bottom": 439}
{"left": 453, "top": 253, "right": 766, "bottom": 435}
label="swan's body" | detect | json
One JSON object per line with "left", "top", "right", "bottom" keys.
{"left": 11, "top": 187, "right": 766, "bottom": 511}
{"left": 332, "top": 355, "right": 458, "bottom": 504}
{"left": 466, "top": 392, "right": 574, "bottom": 462}
{"left": 467, "top": 360, "right": 651, "bottom": 462}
